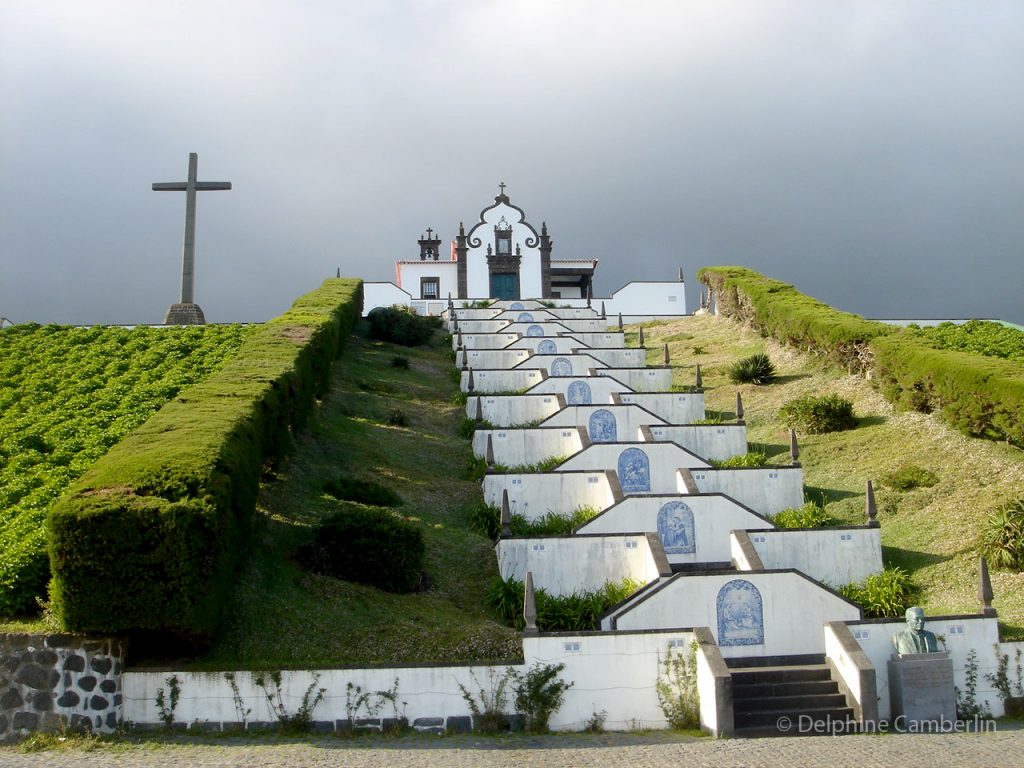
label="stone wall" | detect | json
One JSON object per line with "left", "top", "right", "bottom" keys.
{"left": 1, "top": 633, "right": 125, "bottom": 742}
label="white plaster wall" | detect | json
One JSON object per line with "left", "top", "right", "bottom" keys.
{"left": 496, "top": 535, "right": 660, "bottom": 596}
{"left": 526, "top": 377, "right": 630, "bottom": 402}
{"left": 646, "top": 425, "right": 747, "bottom": 461}
{"left": 362, "top": 282, "right": 410, "bottom": 314}
{"left": 558, "top": 443, "right": 711, "bottom": 488}
{"left": 579, "top": 348, "right": 647, "bottom": 367}
{"left": 500, "top": 321, "right": 574, "bottom": 336}
{"left": 596, "top": 368, "right": 673, "bottom": 392}
{"left": 579, "top": 494, "right": 774, "bottom": 566}
{"left": 409, "top": 300, "right": 447, "bottom": 317}
{"left": 455, "top": 319, "right": 513, "bottom": 334}
{"left": 605, "top": 282, "right": 687, "bottom": 316}
{"left": 548, "top": 319, "right": 609, "bottom": 332}
{"left": 824, "top": 623, "right": 867, "bottom": 717}
{"left": 748, "top": 528, "right": 883, "bottom": 587}
{"left": 540, "top": 405, "right": 667, "bottom": 437}
{"left": 564, "top": 332, "right": 626, "bottom": 348}
{"left": 466, "top": 395, "right": 562, "bottom": 426}
{"left": 686, "top": 467, "right": 805, "bottom": 516}
{"left": 451, "top": 308, "right": 501, "bottom": 320}
{"left": 514, "top": 354, "right": 608, "bottom": 375}
{"left": 454, "top": 333, "right": 520, "bottom": 350}
{"left": 846, "top": 616, "right": 1004, "bottom": 720}
{"left": 522, "top": 630, "right": 696, "bottom": 731}
{"left": 472, "top": 428, "right": 582, "bottom": 467}
{"left": 461, "top": 369, "right": 544, "bottom": 393}
{"left": 492, "top": 309, "right": 558, "bottom": 322}
{"left": 506, "top": 337, "right": 582, "bottom": 354}
{"left": 548, "top": 308, "right": 605, "bottom": 319}
{"left": 617, "top": 393, "right": 705, "bottom": 424}
{"left": 464, "top": 201, "right": 544, "bottom": 298}
{"left": 397, "top": 262, "right": 459, "bottom": 300}
{"left": 456, "top": 349, "right": 532, "bottom": 369}
{"left": 482, "top": 472, "right": 616, "bottom": 520}
{"left": 607, "top": 572, "right": 860, "bottom": 658}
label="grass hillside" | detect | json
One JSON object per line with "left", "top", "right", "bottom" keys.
{"left": 640, "top": 314, "right": 1024, "bottom": 638}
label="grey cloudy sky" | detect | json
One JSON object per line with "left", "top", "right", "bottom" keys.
{"left": 2, "top": 1, "right": 1022, "bottom": 325}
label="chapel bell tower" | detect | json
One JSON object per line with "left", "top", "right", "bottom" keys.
{"left": 418, "top": 228, "right": 442, "bottom": 261}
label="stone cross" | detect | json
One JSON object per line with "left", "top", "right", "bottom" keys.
{"left": 152, "top": 153, "right": 231, "bottom": 309}
{"left": 499, "top": 181, "right": 507, "bottom": 196}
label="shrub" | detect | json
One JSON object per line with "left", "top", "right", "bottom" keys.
{"left": 386, "top": 408, "right": 408, "bottom": 427}
{"left": 512, "top": 663, "right": 573, "bottom": 732}
{"left": 879, "top": 464, "right": 938, "bottom": 491}
{"left": 840, "top": 566, "right": 917, "bottom": 618}
{"left": 709, "top": 450, "right": 767, "bottom": 468}
{"left": 323, "top": 477, "right": 403, "bottom": 507}
{"left": 466, "top": 505, "right": 599, "bottom": 539}
{"left": 366, "top": 305, "right": 440, "bottom": 346}
{"left": 656, "top": 641, "right": 700, "bottom": 730}
{"left": 485, "top": 577, "right": 638, "bottom": 631}
{"left": 729, "top": 353, "right": 776, "bottom": 385}
{"left": 390, "top": 355, "right": 410, "bottom": 369}
{"left": 458, "top": 418, "right": 477, "bottom": 439}
{"left": 771, "top": 502, "right": 836, "bottom": 528}
{"left": 47, "top": 279, "right": 363, "bottom": 639}
{"left": 299, "top": 507, "right": 424, "bottom": 593}
{"left": 979, "top": 499, "right": 1024, "bottom": 571}
{"left": 779, "top": 394, "right": 857, "bottom": 434}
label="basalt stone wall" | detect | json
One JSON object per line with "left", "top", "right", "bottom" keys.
{"left": 1, "top": 634, "right": 125, "bottom": 742}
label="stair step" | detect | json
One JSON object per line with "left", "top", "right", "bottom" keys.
{"left": 726, "top": 654, "right": 825, "bottom": 669}
{"left": 670, "top": 561, "right": 732, "bottom": 573}
{"left": 731, "top": 664, "right": 832, "bottom": 685}
{"left": 734, "top": 706, "right": 855, "bottom": 728}
{"left": 732, "top": 679, "right": 840, "bottom": 699}
{"left": 735, "top": 693, "right": 849, "bottom": 712}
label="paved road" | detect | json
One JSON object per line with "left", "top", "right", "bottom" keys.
{"left": 3, "top": 728, "right": 1024, "bottom": 768}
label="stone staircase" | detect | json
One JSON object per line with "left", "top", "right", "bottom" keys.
{"left": 730, "top": 656, "right": 856, "bottom": 738}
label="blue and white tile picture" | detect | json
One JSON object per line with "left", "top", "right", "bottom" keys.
{"left": 657, "top": 501, "right": 695, "bottom": 554}
{"left": 517, "top": 312, "right": 534, "bottom": 322}
{"left": 588, "top": 409, "right": 617, "bottom": 443}
{"left": 537, "top": 339, "right": 557, "bottom": 355}
{"left": 716, "top": 580, "right": 764, "bottom": 647}
{"left": 510, "top": 302, "right": 525, "bottom": 310}
{"left": 526, "top": 324, "right": 544, "bottom": 337}
{"left": 550, "top": 357, "right": 573, "bottom": 377}
{"left": 617, "top": 447, "right": 650, "bottom": 493}
{"left": 567, "top": 380, "right": 592, "bottom": 405}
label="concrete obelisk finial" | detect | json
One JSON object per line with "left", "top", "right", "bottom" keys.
{"left": 695, "top": 364, "right": 703, "bottom": 389}
{"left": 789, "top": 429, "right": 800, "bottom": 466}
{"left": 979, "top": 557, "right": 996, "bottom": 617}
{"left": 618, "top": 312, "right": 624, "bottom": 331}
{"left": 474, "top": 395, "right": 484, "bottom": 421}
{"left": 500, "top": 489, "right": 512, "bottom": 538}
{"left": 600, "top": 301, "right": 606, "bottom": 319}
{"left": 523, "top": 571, "right": 538, "bottom": 634}
{"left": 638, "top": 326, "right": 645, "bottom": 347}
{"left": 736, "top": 392, "right": 744, "bottom": 424}
{"left": 467, "top": 367, "right": 475, "bottom": 393}
{"left": 866, "top": 480, "right": 879, "bottom": 527}
{"left": 663, "top": 344, "right": 670, "bottom": 366}
{"left": 485, "top": 434, "right": 495, "bottom": 467}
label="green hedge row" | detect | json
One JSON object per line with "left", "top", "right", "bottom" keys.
{"left": 697, "top": 266, "right": 893, "bottom": 371}
{"left": 872, "top": 334, "right": 1024, "bottom": 446}
{"left": 46, "top": 279, "right": 363, "bottom": 641}
{"left": 698, "top": 266, "right": 1024, "bottom": 447}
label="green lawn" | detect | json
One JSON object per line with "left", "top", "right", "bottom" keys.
{"left": 639, "top": 314, "right": 1024, "bottom": 639}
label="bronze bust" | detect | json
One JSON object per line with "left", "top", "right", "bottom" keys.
{"left": 892, "top": 606, "right": 939, "bottom": 654}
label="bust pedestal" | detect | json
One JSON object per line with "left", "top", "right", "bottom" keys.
{"left": 164, "top": 302, "right": 206, "bottom": 325}
{"left": 888, "top": 652, "right": 956, "bottom": 724}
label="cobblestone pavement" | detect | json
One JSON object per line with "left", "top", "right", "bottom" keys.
{"left": 3, "top": 727, "right": 1024, "bottom": 768}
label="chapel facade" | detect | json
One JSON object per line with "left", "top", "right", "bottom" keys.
{"left": 395, "top": 186, "right": 597, "bottom": 301}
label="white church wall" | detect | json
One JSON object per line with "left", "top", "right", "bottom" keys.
{"left": 578, "top": 494, "right": 774, "bottom": 566}
{"left": 397, "top": 262, "right": 459, "bottom": 302}
{"left": 471, "top": 427, "right": 583, "bottom": 467}
{"left": 603, "top": 282, "right": 687, "bottom": 317}
{"left": 362, "top": 282, "right": 411, "bottom": 313}
{"left": 686, "top": 467, "right": 805, "bottom": 516}
{"left": 557, "top": 443, "right": 711, "bottom": 491}
{"left": 461, "top": 369, "right": 544, "bottom": 393}
{"left": 605, "top": 571, "right": 861, "bottom": 659}
{"left": 645, "top": 425, "right": 747, "bottom": 461}
{"left": 847, "top": 615, "right": 1003, "bottom": 720}
{"left": 540, "top": 405, "right": 668, "bottom": 438}
{"left": 456, "top": 349, "right": 532, "bottom": 370}
{"left": 746, "top": 527, "right": 883, "bottom": 588}
{"left": 617, "top": 392, "right": 705, "bottom": 424}
{"left": 596, "top": 368, "right": 673, "bottom": 392}
{"left": 453, "top": 333, "right": 520, "bottom": 350}
{"left": 482, "top": 472, "right": 617, "bottom": 520}
{"left": 496, "top": 535, "right": 661, "bottom": 596}
{"left": 466, "top": 394, "right": 563, "bottom": 427}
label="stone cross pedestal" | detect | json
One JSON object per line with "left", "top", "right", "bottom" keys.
{"left": 153, "top": 152, "right": 231, "bottom": 324}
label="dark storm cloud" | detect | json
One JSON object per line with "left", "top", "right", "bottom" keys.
{"left": 1, "top": 1, "right": 1022, "bottom": 324}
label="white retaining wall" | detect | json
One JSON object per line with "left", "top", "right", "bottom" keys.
{"left": 472, "top": 428, "right": 583, "bottom": 467}
{"left": 565, "top": 332, "right": 626, "bottom": 348}
{"left": 514, "top": 354, "right": 608, "bottom": 375}
{"left": 457, "top": 349, "right": 532, "bottom": 369}
{"left": 483, "top": 472, "right": 618, "bottom": 520}
{"left": 462, "top": 369, "right": 544, "bottom": 393}
{"left": 578, "top": 348, "right": 647, "bottom": 368}
{"left": 604, "top": 571, "right": 861, "bottom": 658}
{"left": 617, "top": 392, "right": 705, "bottom": 424}
{"left": 558, "top": 443, "right": 711, "bottom": 489}
{"left": 646, "top": 425, "right": 747, "bottom": 461}
{"left": 579, "top": 494, "right": 773, "bottom": 566}
{"left": 526, "top": 377, "right": 632, "bottom": 402}
{"left": 686, "top": 467, "right": 805, "bottom": 516}
{"left": 745, "top": 527, "right": 883, "bottom": 587}
{"left": 452, "top": 320, "right": 513, "bottom": 334}
{"left": 467, "top": 394, "right": 563, "bottom": 426}
{"left": 453, "top": 333, "right": 520, "bottom": 350}
{"left": 596, "top": 368, "right": 673, "bottom": 392}
{"left": 496, "top": 534, "right": 662, "bottom": 596}
{"left": 540, "top": 405, "right": 668, "bottom": 438}
{"left": 506, "top": 337, "right": 583, "bottom": 354}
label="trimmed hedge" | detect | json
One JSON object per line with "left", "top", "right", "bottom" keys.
{"left": 46, "top": 279, "right": 363, "bottom": 641}
{"left": 698, "top": 266, "right": 893, "bottom": 371}
{"left": 700, "top": 266, "right": 1024, "bottom": 447}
